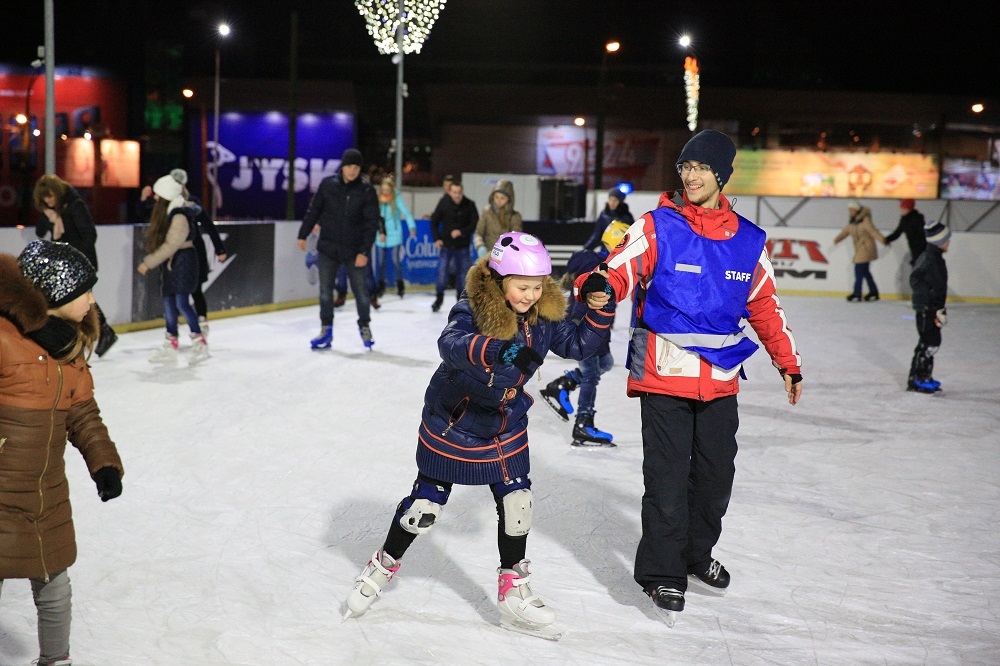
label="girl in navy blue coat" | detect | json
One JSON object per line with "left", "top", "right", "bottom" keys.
{"left": 345, "top": 232, "right": 614, "bottom": 639}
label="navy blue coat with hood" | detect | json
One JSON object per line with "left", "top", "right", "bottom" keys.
{"left": 415, "top": 258, "right": 615, "bottom": 485}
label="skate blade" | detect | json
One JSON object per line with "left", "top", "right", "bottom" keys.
{"left": 342, "top": 608, "right": 353, "bottom": 621}
{"left": 571, "top": 439, "right": 617, "bottom": 448}
{"left": 540, "top": 396, "right": 570, "bottom": 421}
{"left": 500, "top": 617, "right": 562, "bottom": 641}
{"left": 686, "top": 575, "right": 727, "bottom": 596}
{"left": 663, "top": 610, "right": 677, "bottom": 628}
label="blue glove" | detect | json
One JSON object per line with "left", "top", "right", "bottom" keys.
{"left": 477, "top": 245, "right": 488, "bottom": 259}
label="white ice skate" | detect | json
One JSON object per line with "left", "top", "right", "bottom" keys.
{"left": 189, "top": 333, "right": 210, "bottom": 365}
{"left": 497, "top": 560, "right": 562, "bottom": 640}
{"left": 148, "top": 336, "right": 179, "bottom": 364}
{"left": 343, "top": 550, "right": 400, "bottom": 619}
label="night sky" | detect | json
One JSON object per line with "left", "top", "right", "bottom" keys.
{"left": 3, "top": 1, "right": 996, "bottom": 99}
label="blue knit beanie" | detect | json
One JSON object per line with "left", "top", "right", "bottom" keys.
{"left": 676, "top": 129, "right": 737, "bottom": 189}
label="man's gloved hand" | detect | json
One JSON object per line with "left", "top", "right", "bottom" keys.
{"left": 498, "top": 341, "right": 544, "bottom": 375}
{"left": 935, "top": 308, "right": 947, "bottom": 327}
{"left": 579, "top": 264, "right": 610, "bottom": 300}
{"left": 93, "top": 467, "right": 122, "bottom": 502}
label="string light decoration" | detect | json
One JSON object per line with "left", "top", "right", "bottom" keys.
{"left": 684, "top": 56, "right": 700, "bottom": 131}
{"left": 354, "top": 1, "right": 446, "bottom": 54}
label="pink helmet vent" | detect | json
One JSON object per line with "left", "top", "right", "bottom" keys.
{"left": 488, "top": 232, "right": 552, "bottom": 277}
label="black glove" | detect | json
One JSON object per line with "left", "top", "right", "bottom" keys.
{"left": 579, "top": 264, "right": 610, "bottom": 300}
{"left": 498, "top": 341, "right": 544, "bottom": 374}
{"left": 93, "top": 466, "right": 122, "bottom": 502}
{"left": 780, "top": 370, "right": 803, "bottom": 385}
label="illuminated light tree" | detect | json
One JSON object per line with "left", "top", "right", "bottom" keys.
{"left": 355, "top": 0, "right": 445, "bottom": 54}
{"left": 684, "top": 56, "right": 700, "bottom": 132}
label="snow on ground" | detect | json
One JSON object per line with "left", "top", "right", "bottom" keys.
{"left": 1, "top": 293, "right": 998, "bottom": 665}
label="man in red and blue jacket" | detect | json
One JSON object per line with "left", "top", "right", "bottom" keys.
{"left": 575, "top": 129, "right": 803, "bottom": 620}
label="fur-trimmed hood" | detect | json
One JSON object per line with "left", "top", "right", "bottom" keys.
{"left": 464, "top": 257, "right": 566, "bottom": 340}
{"left": 0, "top": 253, "right": 98, "bottom": 339}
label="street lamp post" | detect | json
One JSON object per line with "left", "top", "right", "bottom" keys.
{"left": 355, "top": 1, "right": 446, "bottom": 186}
{"left": 211, "top": 22, "right": 230, "bottom": 222}
{"left": 594, "top": 40, "right": 619, "bottom": 193}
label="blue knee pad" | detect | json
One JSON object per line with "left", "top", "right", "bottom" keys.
{"left": 396, "top": 477, "right": 452, "bottom": 535}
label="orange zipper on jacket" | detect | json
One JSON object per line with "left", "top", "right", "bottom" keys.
{"left": 35, "top": 362, "right": 63, "bottom": 584}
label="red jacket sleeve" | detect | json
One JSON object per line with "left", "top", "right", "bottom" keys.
{"left": 746, "top": 247, "right": 801, "bottom": 375}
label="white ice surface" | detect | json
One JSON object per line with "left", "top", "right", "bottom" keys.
{"left": 1, "top": 293, "right": 998, "bottom": 665}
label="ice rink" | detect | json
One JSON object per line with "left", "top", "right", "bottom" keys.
{"left": 1, "top": 292, "right": 998, "bottom": 665}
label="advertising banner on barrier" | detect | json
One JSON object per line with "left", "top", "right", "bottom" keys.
{"left": 190, "top": 111, "right": 355, "bottom": 220}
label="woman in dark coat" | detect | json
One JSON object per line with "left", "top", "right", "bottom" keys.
{"left": 33, "top": 174, "right": 118, "bottom": 356}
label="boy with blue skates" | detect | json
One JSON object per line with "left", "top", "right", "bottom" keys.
{"left": 343, "top": 232, "right": 614, "bottom": 639}
{"left": 907, "top": 218, "right": 950, "bottom": 393}
{"left": 541, "top": 220, "right": 630, "bottom": 447}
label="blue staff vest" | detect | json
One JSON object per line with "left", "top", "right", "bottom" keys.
{"left": 641, "top": 207, "right": 766, "bottom": 371}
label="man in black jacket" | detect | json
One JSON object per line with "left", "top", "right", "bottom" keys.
{"left": 885, "top": 199, "right": 927, "bottom": 266}
{"left": 297, "top": 148, "right": 381, "bottom": 350}
{"left": 429, "top": 180, "right": 478, "bottom": 311}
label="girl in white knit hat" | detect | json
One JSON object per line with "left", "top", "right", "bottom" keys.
{"left": 136, "top": 174, "right": 209, "bottom": 365}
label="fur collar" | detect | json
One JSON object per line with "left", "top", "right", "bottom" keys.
{"left": 464, "top": 258, "right": 567, "bottom": 340}
{"left": 0, "top": 253, "right": 50, "bottom": 334}
{"left": 0, "top": 253, "right": 99, "bottom": 343}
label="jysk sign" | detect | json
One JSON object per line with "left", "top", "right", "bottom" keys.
{"left": 190, "top": 111, "right": 355, "bottom": 220}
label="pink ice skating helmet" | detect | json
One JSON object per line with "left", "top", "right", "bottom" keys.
{"left": 488, "top": 232, "right": 552, "bottom": 276}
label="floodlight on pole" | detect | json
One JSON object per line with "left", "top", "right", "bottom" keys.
{"left": 211, "top": 22, "right": 231, "bottom": 221}
{"left": 355, "top": 1, "right": 446, "bottom": 187}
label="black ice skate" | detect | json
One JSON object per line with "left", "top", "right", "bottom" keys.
{"left": 540, "top": 372, "right": 579, "bottom": 421}
{"left": 431, "top": 293, "right": 444, "bottom": 312}
{"left": 397, "top": 278, "right": 405, "bottom": 298}
{"left": 571, "top": 412, "right": 615, "bottom": 448}
{"left": 645, "top": 585, "right": 684, "bottom": 627}
{"left": 687, "top": 559, "right": 730, "bottom": 596}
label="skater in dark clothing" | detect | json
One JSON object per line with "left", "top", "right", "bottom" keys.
{"left": 907, "top": 219, "right": 950, "bottom": 393}
{"left": 296, "top": 148, "right": 381, "bottom": 350}
{"left": 583, "top": 187, "right": 635, "bottom": 252}
{"left": 32, "top": 175, "right": 118, "bottom": 357}
{"left": 541, "top": 220, "right": 630, "bottom": 446}
{"left": 573, "top": 130, "right": 803, "bottom": 624}
{"left": 344, "top": 232, "right": 614, "bottom": 639}
{"left": 429, "top": 180, "right": 478, "bottom": 312}
{"left": 885, "top": 199, "right": 927, "bottom": 267}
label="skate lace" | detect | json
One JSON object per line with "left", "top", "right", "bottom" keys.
{"left": 357, "top": 551, "right": 400, "bottom": 598}
{"left": 706, "top": 560, "right": 722, "bottom": 581}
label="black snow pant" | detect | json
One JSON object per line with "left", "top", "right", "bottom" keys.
{"left": 634, "top": 393, "right": 739, "bottom": 592}
{"left": 909, "top": 308, "right": 941, "bottom": 381}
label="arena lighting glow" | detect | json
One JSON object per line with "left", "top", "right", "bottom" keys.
{"left": 355, "top": 0, "right": 446, "bottom": 54}
{"left": 684, "top": 56, "right": 700, "bottom": 132}
{"left": 615, "top": 182, "right": 634, "bottom": 195}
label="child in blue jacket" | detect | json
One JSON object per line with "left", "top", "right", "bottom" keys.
{"left": 344, "top": 232, "right": 614, "bottom": 639}
{"left": 541, "top": 220, "right": 630, "bottom": 446}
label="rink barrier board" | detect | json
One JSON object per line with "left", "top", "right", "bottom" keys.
{"left": 1, "top": 215, "right": 998, "bottom": 327}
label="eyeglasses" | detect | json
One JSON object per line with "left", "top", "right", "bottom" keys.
{"left": 677, "top": 163, "right": 713, "bottom": 175}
